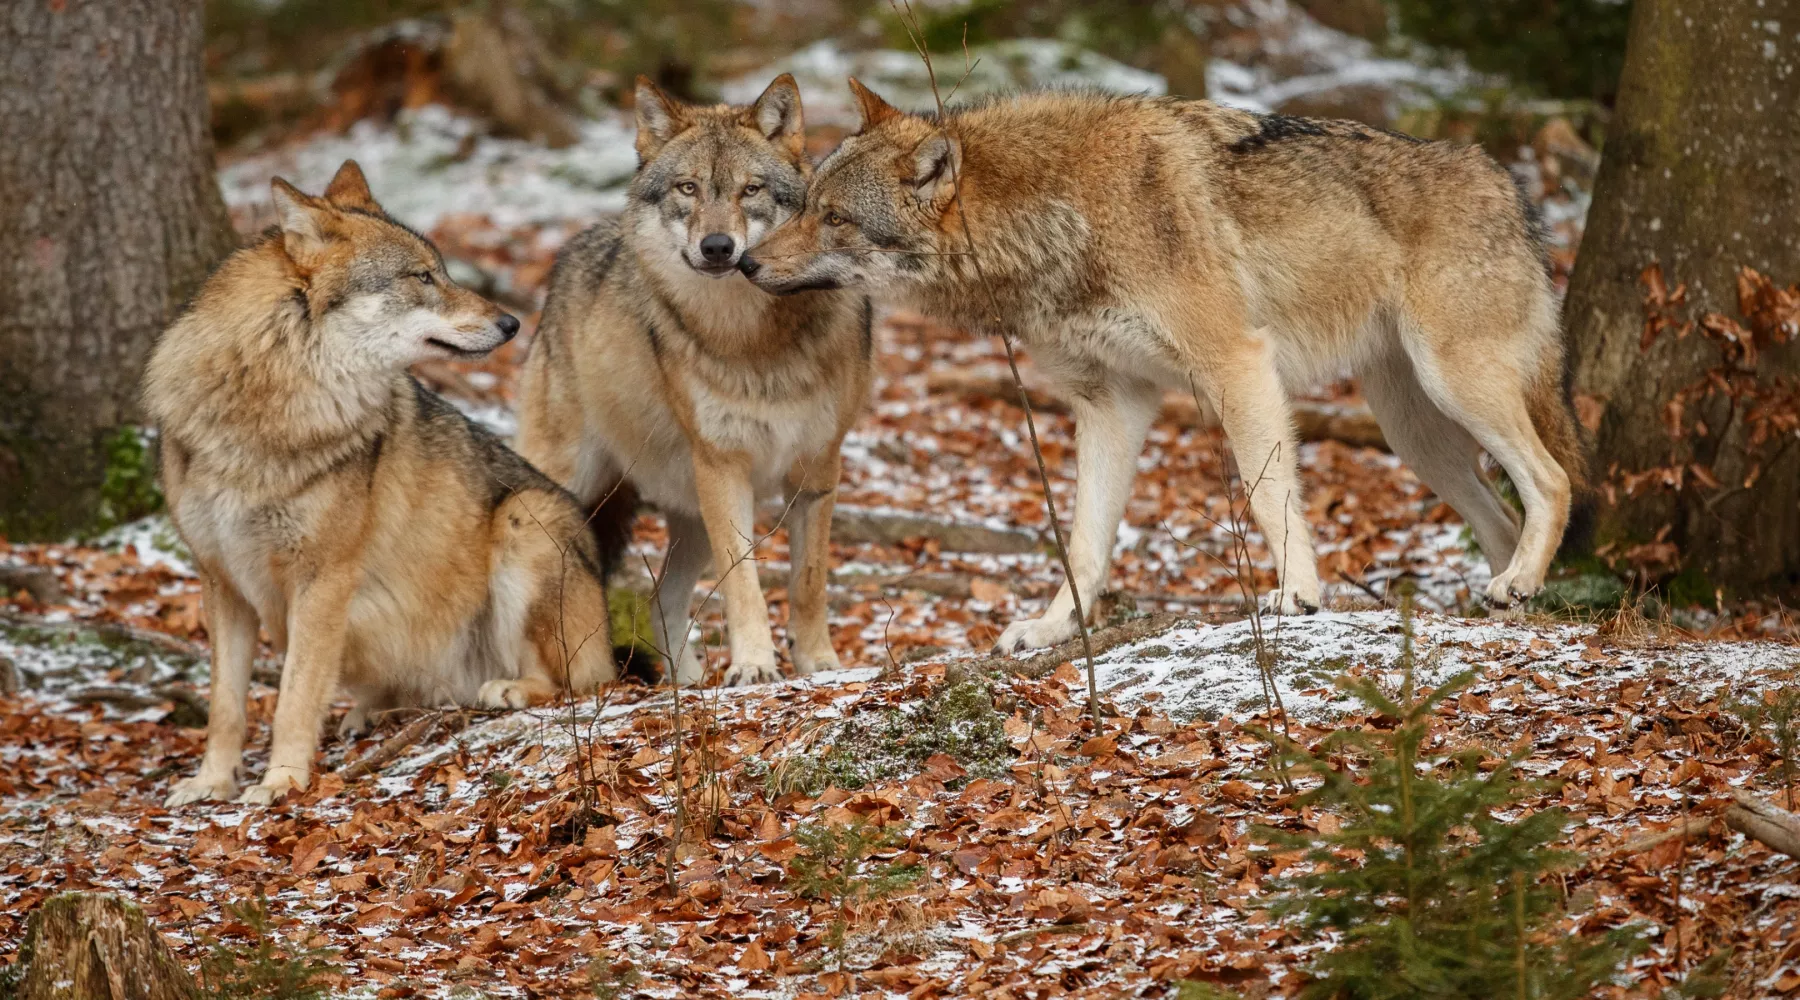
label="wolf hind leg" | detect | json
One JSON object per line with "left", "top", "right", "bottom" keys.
{"left": 478, "top": 491, "right": 617, "bottom": 709}
{"left": 1360, "top": 347, "right": 1521, "bottom": 580}
{"left": 1397, "top": 315, "right": 1569, "bottom": 605}
{"left": 994, "top": 376, "right": 1160, "bottom": 654}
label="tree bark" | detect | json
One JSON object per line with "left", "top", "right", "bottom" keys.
{"left": 0, "top": 0, "right": 235, "bottom": 541}
{"left": 13, "top": 892, "right": 199, "bottom": 1000}
{"left": 1565, "top": 0, "right": 1800, "bottom": 595}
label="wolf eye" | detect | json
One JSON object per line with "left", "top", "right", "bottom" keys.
{"left": 675, "top": 181, "right": 699, "bottom": 196}
{"left": 823, "top": 211, "right": 849, "bottom": 227}
{"left": 415, "top": 271, "right": 435, "bottom": 285}
{"left": 742, "top": 183, "right": 762, "bottom": 197}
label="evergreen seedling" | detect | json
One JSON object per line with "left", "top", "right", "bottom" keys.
{"left": 1257, "top": 597, "right": 1644, "bottom": 1000}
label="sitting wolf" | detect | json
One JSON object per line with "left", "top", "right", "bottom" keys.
{"left": 146, "top": 161, "right": 617, "bottom": 806}
{"left": 740, "top": 83, "right": 1587, "bottom": 652}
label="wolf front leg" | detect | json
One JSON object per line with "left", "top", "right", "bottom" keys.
{"left": 239, "top": 567, "right": 359, "bottom": 805}
{"left": 165, "top": 572, "right": 260, "bottom": 806}
{"left": 995, "top": 377, "right": 1161, "bottom": 654}
{"left": 784, "top": 444, "right": 845, "bottom": 676}
{"left": 1207, "top": 331, "right": 1321, "bottom": 615}
{"left": 692, "top": 452, "right": 782, "bottom": 686}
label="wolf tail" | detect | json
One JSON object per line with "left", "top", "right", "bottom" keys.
{"left": 1527, "top": 341, "right": 1596, "bottom": 558}
{"left": 586, "top": 479, "right": 640, "bottom": 579}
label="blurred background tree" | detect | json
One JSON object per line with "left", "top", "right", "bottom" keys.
{"left": 1391, "top": 0, "right": 1633, "bottom": 104}
{"left": 1, "top": 0, "right": 236, "bottom": 541}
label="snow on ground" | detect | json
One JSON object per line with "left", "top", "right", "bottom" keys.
{"left": 1061, "top": 609, "right": 1799, "bottom": 725}
{"left": 721, "top": 38, "right": 1166, "bottom": 122}
{"left": 218, "top": 105, "right": 640, "bottom": 232}
{"left": 1205, "top": 0, "right": 1484, "bottom": 114}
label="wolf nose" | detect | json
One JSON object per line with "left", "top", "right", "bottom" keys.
{"left": 497, "top": 314, "right": 520, "bottom": 340}
{"left": 737, "top": 254, "right": 761, "bottom": 277}
{"left": 699, "top": 234, "right": 736, "bottom": 264}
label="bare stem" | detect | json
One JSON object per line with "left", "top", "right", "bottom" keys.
{"left": 888, "top": 0, "right": 1101, "bottom": 728}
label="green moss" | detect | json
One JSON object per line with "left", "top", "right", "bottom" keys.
{"left": 1664, "top": 566, "right": 1720, "bottom": 609}
{"left": 607, "top": 588, "right": 661, "bottom": 673}
{"left": 93, "top": 426, "right": 163, "bottom": 537}
{"left": 1530, "top": 556, "right": 1629, "bottom": 616}
{"left": 769, "top": 674, "right": 1016, "bottom": 797}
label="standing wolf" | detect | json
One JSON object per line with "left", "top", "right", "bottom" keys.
{"left": 516, "top": 75, "right": 872, "bottom": 687}
{"left": 740, "top": 84, "right": 1586, "bottom": 652}
{"left": 146, "top": 161, "right": 616, "bottom": 806}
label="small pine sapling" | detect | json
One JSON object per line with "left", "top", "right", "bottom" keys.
{"left": 1256, "top": 596, "right": 1645, "bottom": 1000}
{"left": 787, "top": 818, "right": 922, "bottom": 971}
{"left": 198, "top": 894, "right": 338, "bottom": 1000}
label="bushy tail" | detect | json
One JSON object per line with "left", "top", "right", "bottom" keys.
{"left": 1527, "top": 349, "right": 1596, "bottom": 558}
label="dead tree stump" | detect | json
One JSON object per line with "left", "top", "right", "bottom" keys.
{"left": 12, "top": 892, "right": 197, "bottom": 1000}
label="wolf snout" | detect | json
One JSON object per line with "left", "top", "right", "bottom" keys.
{"left": 700, "top": 233, "right": 737, "bottom": 265}
{"left": 497, "top": 313, "right": 520, "bottom": 341}
{"left": 736, "top": 254, "right": 762, "bottom": 277}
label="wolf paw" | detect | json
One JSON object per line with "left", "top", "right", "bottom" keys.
{"left": 1259, "top": 588, "right": 1321, "bottom": 617}
{"left": 670, "top": 648, "right": 706, "bottom": 688}
{"left": 165, "top": 773, "right": 237, "bottom": 807}
{"left": 1484, "top": 572, "right": 1541, "bottom": 608}
{"left": 337, "top": 707, "right": 374, "bottom": 742}
{"left": 477, "top": 679, "right": 535, "bottom": 709}
{"left": 237, "top": 768, "right": 307, "bottom": 807}
{"left": 790, "top": 647, "right": 842, "bottom": 676}
{"left": 994, "top": 612, "right": 1079, "bottom": 655}
{"left": 721, "top": 658, "right": 783, "bottom": 687}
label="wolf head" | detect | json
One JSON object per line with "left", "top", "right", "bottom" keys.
{"left": 629, "top": 74, "right": 809, "bottom": 278}
{"left": 272, "top": 161, "right": 518, "bottom": 367}
{"left": 738, "top": 79, "right": 960, "bottom": 295}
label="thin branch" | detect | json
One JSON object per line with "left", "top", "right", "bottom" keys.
{"left": 887, "top": 0, "right": 1102, "bottom": 729}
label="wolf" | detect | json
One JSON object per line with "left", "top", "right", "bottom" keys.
{"left": 739, "top": 83, "right": 1587, "bottom": 653}
{"left": 516, "top": 75, "right": 872, "bottom": 687}
{"left": 145, "top": 161, "right": 617, "bottom": 806}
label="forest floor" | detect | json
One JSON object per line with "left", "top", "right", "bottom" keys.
{"left": 4, "top": 293, "right": 1799, "bottom": 997}
{"left": 5, "top": 16, "right": 1800, "bottom": 997}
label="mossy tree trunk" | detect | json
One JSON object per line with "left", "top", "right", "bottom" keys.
{"left": 12, "top": 892, "right": 198, "bottom": 1000}
{"left": 0, "top": 0, "right": 235, "bottom": 541}
{"left": 1565, "top": 0, "right": 1800, "bottom": 597}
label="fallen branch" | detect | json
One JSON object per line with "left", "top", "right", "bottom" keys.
{"left": 1606, "top": 815, "right": 1715, "bottom": 856}
{"left": 1725, "top": 789, "right": 1800, "bottom": 859}
{"left": 340, "top": 711, "right": 470, "bottom": 781}
{"left": 995, "top": 921, "right": 1092, "bottom": 945}
{"left": 831, "top": 506, "right": 1042, "bottom": 554}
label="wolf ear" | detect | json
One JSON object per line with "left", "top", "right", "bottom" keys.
{"left": 745, "top": 73, "right": 805, "bottom": 160}
{"left": 847, "top": 77, "right": 901, "bottom": 132}
{"left": 634, "top": 76, "right": 691, "bottom": 160}
{"left": 270, "top": 178, "right": 333, "bottom": 262}
{"left": 323, "top": 159, "right": 380, "bottom": 213}
{"left": 909, "top": 132, "right": 962, "bottom": 210}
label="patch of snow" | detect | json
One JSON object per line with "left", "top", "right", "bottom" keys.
{"left": 94, "top": 514, "right": 196, "bottom": 577}
{"left": 723, "top": 38, "right": 1166, "bottom": 126}
{"left": 1065, "top": 609, "right": 1798, "bottom": 724}
{"left": 218, "top": 104, "right": 639, "bottom": 233}
{"left": 1207, "top": 0, "right": 1485, "bottom": 114}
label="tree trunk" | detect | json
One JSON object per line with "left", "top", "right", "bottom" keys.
{"left": 0, "top": 0, "right": 235, "bottom": 541}
{"left": 1565, "top": 0, "right": 1800, "bottom": 597}
{"left": 13, "top": 892, "right": 199, "bottom": 1000}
